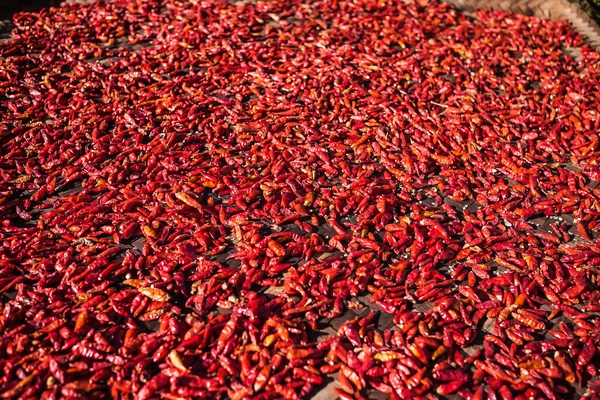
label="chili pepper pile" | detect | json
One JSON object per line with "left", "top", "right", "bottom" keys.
{"left": 1, "top": 0, "right": 600, "bottom": 398}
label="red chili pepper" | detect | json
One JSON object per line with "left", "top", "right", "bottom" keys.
{"left": 2, "top": 0, "right": 600, "bottom": 398}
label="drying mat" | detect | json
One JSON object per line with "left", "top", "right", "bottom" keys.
{"left": 1, "top": 1, "right": 600, "bottom": 400}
